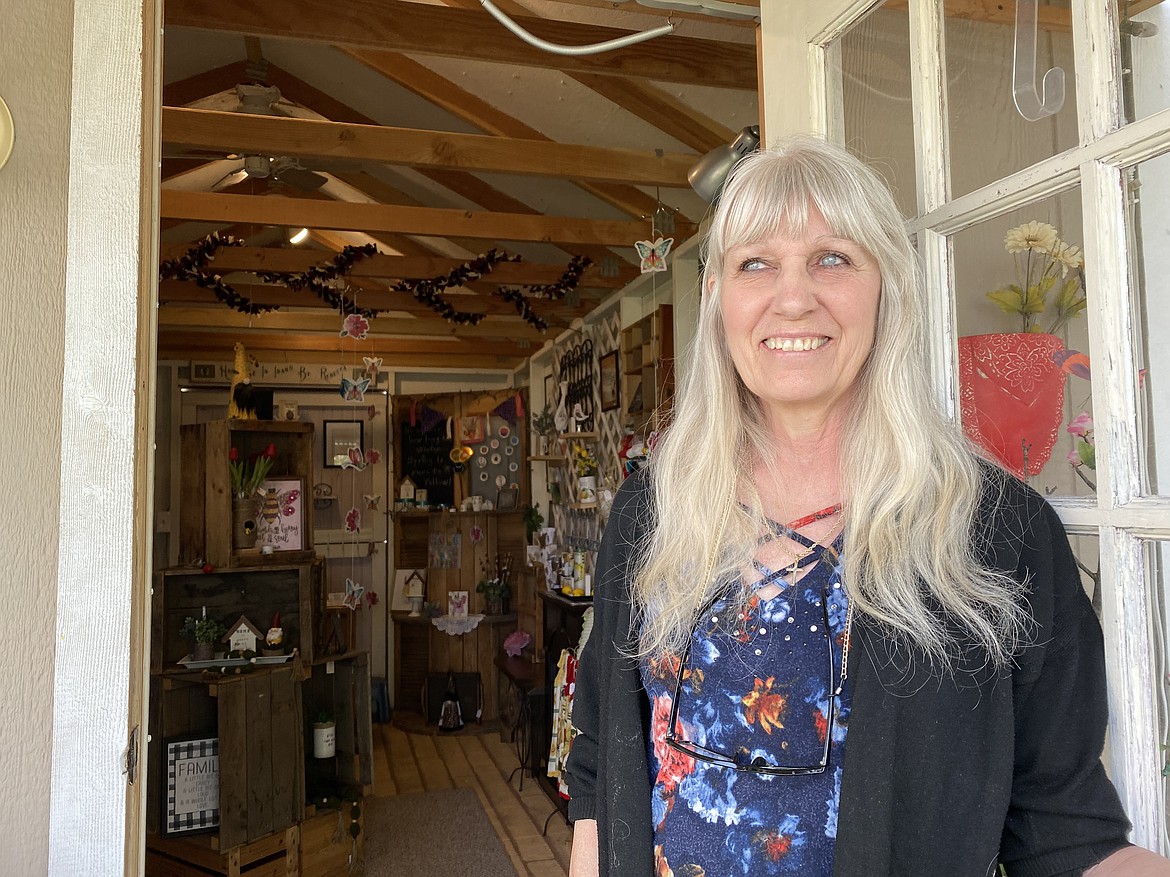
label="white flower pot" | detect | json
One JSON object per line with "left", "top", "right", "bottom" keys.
{"left": 313, "top": 721, "right": 336, "bottom": 759}
{"left": 577, "top": 475, "right": 597, "bottom": 505}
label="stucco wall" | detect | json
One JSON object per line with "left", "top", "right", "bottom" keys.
{"left": 0, "top": 0, "right": 74, "bottom": 870}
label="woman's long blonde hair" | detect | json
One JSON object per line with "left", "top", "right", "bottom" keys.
{"left": 632, "top": 135, "right": 1028, "bottom": 669}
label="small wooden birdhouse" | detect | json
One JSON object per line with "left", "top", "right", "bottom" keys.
{"left": 222, "top": 615, "right": 263, "bottom": 653}
{"left": 398, "top": 476, "right": 417, "bottom": 501}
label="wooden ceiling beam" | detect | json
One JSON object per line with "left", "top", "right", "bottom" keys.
{"left": 158, "top": 280, "right": 593, "bottom": 321}
{"left": 162, "top": 107, "right": 694, "bottom": 186}
{"left": 162, "top": 61, "right": 249, "bottom": 107}
{"left": 339, "top": 49, "right": 676, "bottom": 222}
{"left": 435, "top": 0, "right": 734, "bottom": 156}
{"left": 158, "top": 329, "right": 529, "bottom": 369}
{"left": 164, "top": 0, "right": 757, "bottom": 89}
{"left": 157, "top": 245, "right": 636, "bottom": 287}
{"left": 161, "top": 191, "right": 674, "bottom": 247}
{"left": 158, "top": 307, "right": 549, "bottom": 343}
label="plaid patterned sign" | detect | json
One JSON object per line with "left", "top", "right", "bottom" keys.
{"left": 164, "top": 737, "right": 219, "bottom": 835}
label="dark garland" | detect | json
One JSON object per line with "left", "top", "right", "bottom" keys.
{"left": 257, "top": 243, "right": 379, "bottom": 319}
{"left": 524, "top": 255, "right": 593, "bottom": 301}
{"left": 158, "top": 232, "right": 277, "bottom": 316}
{"left": 497, "top": 286, "right": 548, "bottom": 332}
{"left": 389, "top": 248, "right": 520, "bottom": 326}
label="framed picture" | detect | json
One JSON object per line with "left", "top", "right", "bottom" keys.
{"left": 496, "top": 486, "right": 520, "bottom": 511}
{"left": 323, "top": 420, "right": 363, "bottom": 468}
{"left": 599, "top": 349, "right": 620, "bottom": 412}
{"left": 162, "top": 736, "right": 219, "bottom": 836}
{"left": 448, "top": 590, "right": 469, "bottom": 618}
{"left": 255, "top": 477, "right": 305, "bottom": 551}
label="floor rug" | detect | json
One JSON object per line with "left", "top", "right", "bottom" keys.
{"left": 362, "top": 787, "right": 517, "bottom": 876}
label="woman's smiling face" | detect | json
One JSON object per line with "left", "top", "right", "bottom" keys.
{"left": 718, "top": 204, "right": 882, "bottom": 429}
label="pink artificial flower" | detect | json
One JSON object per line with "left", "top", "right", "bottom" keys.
{"left": 1068, "top": 448, "right": 1083, "bottom": 468}
{"left": 341, "top": 313, "right": 370, "bottom": 340}
{"left": 345, "top": 507, "right": 361, "bottom": 532}
{"left": 365, "top": 449, "right": 381, "bottom": 465}
{"left": 503, "top": 629, "right": 531, "bottom": 657}
{"left": 1067, "top": 411, "right": 1093, "bottom": 437}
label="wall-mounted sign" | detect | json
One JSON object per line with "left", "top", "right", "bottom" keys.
{"left": 164, "top": 736, "right": 219, "bottom": 836}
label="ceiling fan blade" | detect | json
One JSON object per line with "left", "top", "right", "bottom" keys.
{"left": 212, "top": 168, "right": 249, "bottom": 191}
{"left": 275, "top": 165, "right": 328, "bottom": 191}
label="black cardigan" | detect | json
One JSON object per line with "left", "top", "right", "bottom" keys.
{"left": 565, "top": 468, "right": 1131, "bottom": 877}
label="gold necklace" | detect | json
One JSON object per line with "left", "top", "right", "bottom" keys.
{"left": 771, "top": 519, "right": 843, "bottom": 583}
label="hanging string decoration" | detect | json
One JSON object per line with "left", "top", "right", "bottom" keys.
{"left": 491, "top": 392, "right": 526, "bottom": 427}
{"left": 390, "top": 249, "right": 519, "bottom": 325}
{"left": 257, "top": 244, "right": 380, "bottom": 318}
{"left": 158, "top": 232, "right": 277, "bottom": 315}
{"left": 497, "top": 255, "right": 594, "bottom": 332}
{"left": 497, "top": 286, "right": 548, "bottom": 332}
{"left": 339, "top": 376, "right": 370, "bottom": 402}
{"left": 417, "top": 404, "right": 446, "bottom": 434}
{"left": 363, "top": 356, "right": 383, "bottom": 379}
{"left": 635, "top": 237, "right": 673, "bottom": 274}
{"left": 345, "top": 507, "right": 361, "bottom": 533}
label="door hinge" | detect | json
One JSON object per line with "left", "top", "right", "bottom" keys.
{"left": 125, "top": 725, "right": 140, "bottom": 785}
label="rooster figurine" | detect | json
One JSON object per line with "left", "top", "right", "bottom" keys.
{"left": 228, "top": 341, "right": 259, "bottom": 420}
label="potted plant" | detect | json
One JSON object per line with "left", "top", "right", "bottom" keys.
{"left": 227, "top": 441, "right": 277, "bottom": 549}
{"left": 313, "top": 708, "right": 336, "bottom": 759}
{"left": 531, "top": 404, "right": 556, "bottom": 455}
{"left": 180, "top": 613, "right": 228, "bottom": 662}
{"left": 477, "top": 553, "right": 513, "bottom": 615}
{"left": 959, "top": 221, "right": 1087, "bottom": 479}
{"left": 522, "top": 502, "right": 544, "bottom": 543}
{"left": 571, "top": 442, "right": 599, "bottom": 505}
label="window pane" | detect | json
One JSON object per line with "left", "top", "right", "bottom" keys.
{"left": 952, "top": 187, "right": 1095, "bottom": 496}
{"left": 1120, "top": 5, "right": 1170, "bottom": 126}
{"left": 1127, "top": 152, "right": 1170, "bottom": 496}
{"left": 834, "top": 3, "right": 918, "bottom": 219}
{"left": 1147, "top": 539, "right": 1170, "bottom": 848}
{"left": 946, "top": 1, "right": 1079, "bottom": 198}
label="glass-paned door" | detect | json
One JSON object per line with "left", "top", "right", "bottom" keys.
{"left": 761, "top": 0, "right": 1170, "bottom": 851}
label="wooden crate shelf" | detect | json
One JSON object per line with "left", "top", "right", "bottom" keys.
{"left": 179, "top": 419, "right": 315, "bottom": 570}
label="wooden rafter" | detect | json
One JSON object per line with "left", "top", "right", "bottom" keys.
{"left": 162, "top": 108, "right": 694, "bottom": 186}
{"left": 157, "top": 245, "right": 636, "bottom": 287}
{"left": 337, "top": 49, "right": 676, "bottom": 222}
{"left": 161, "top": 191, "right": 677, "bottom": 247}
{"left": 163, "top": 0, "right": 757, "bottom": 89}
{"left": 158, "top": 280, "right": 597, "bottom": 321}
{"left": 157, "top": 329, "right": 532, "bottom": 368}
{"left": 437, "top": 0, "right": 736, "bottom": 155}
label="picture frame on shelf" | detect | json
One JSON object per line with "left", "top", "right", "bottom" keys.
{"left": 448, "top": 590, "right": 469, "bottom": 618}
{"left": 599, "top": 349, "right": 620, "bottom": 412}
{"left": 496, "top": 486, "right": 520, "bottom": 511}
{"left": 323, "top": 420, "right": 363, "bottom": 468}
{"left": 162, "top": 735, "right": 219, "bottom": 836}
{"left": 255, "top": 477, "right": 306, "bottom": 552}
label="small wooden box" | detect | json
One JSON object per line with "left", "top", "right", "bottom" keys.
{"left": 152, "top": 562, "right": 320, "bottom": 673}
{"left": 180, "top": 419, "right": 315, "bottom": 569}
{"left": 146, "top": 825, "right": 299, "bottom": 877}
{"left": 303, "top": 652, "right": 373, "bottom": 801}
{"left": 299, "top": 805, "right": 365, "bottom": 877}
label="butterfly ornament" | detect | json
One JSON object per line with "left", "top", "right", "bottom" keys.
{"left": 339, "top": 376, "right": 370, "bottom": 402}
{"left": 363, "top": 356, "right": 383, "bottom": 380}
{"left": 635, "top": 236, "right": 673, "bottom": 274}
{"left": 341, "top": 445, "right": 382, "bottom": 471}
{"left": 343, "top": 577, "right": 364, "bottom": 610}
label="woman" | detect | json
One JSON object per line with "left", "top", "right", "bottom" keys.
{"left": 565, "top": 136, "right": 1166, "bottom": 876}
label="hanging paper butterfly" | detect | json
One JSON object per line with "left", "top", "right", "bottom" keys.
{"left": 364, "top": 494, "right": 382, "bottom": 511}
{"left": 365, "top": 590, "right": 378, "bottom": 607}
{"left": 343, "top": 577, "right": 364, "bottom": 610}
{"left": 341, "top": 446, "right": 381, "bottom": 470}
{"left": 363, "top": 356, "right": 383, "bottom": 378}
{"left": 340, "top": 313, "right": 370, "bottom": 340}
{"left": 635, "top": 236, "right": 673, "bottom": 274}
{"left": 339, "top": 376, "right": 370, "bottom": 402}
{"left": 345, "top": 506, "right": 361, "bottom": 533}
{"left": 470, "top": 526, "right": 484, "bottom": 544}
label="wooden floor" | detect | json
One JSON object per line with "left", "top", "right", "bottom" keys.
{"left": 371, "top": 721, "right": 573, "bottom": 876}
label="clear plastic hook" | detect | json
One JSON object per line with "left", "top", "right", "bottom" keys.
{"left": 1012, "top": 0, "right": 1065, "bottom": 121}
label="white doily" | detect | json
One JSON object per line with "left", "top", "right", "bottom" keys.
{"left": 432, "top": 614, "right": 485, "bottom": 635}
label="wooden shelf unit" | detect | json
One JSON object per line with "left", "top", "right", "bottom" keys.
{"left": 179, "top": 419, "right": 315, "bottom": 569}
{"left": 621, "top": 305, "right": 674, "bottom": 433}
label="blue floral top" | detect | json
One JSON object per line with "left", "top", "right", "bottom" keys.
{"left": 640, "top": 536, "right": 851, "bottom": 876}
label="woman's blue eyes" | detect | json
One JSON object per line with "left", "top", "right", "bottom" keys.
{"left": 737, "top": 252, "right": 851, "bottom": 272}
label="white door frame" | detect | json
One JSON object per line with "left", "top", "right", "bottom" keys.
{"left": 760, "top": 0, "right": 1170, "bottom": 849}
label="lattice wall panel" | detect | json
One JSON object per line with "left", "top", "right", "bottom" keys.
{"left": 548, "top": 310, "right": 622, "bottom": 557}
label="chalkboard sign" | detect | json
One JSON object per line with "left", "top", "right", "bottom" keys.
{"left": 400, "top": 419, "right": 454, "bottom": 508}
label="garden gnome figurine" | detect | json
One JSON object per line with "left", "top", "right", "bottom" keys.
{"left": 438, "top": 671, "right": 464, "bottom": 732}
{"left": 553, "top": 380, "right": 570, "bottom": 434}
{"left": 229, "top": 341, "right": 259, "bottom": 420}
